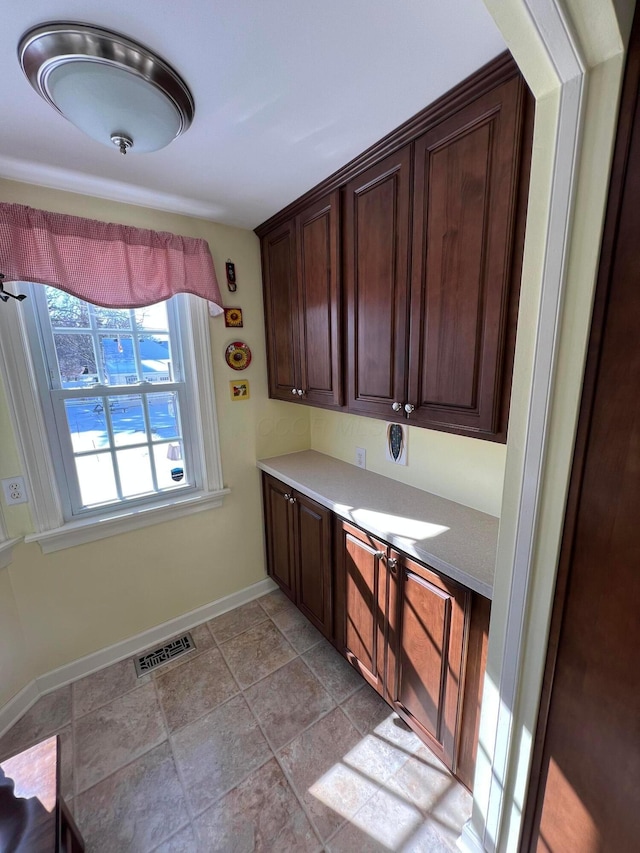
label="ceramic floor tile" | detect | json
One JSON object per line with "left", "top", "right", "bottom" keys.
{"left": 220, "top": 619, "right": 296, "bottom": 688}
{"left": 75, "top": 741, "right": 188, "bottom": 853}
{"left": 149, "top": 624, "right": 216, "bottom": 678}
{"left": 341, "top": 682, "right": 394, "bottom": 735}
{"left": 207, "top": 599, "right": 268, "bottom": 643}
{"left": 75, "top": 681, "right": 167, "bottom": 793}
{"left": 303, "top": 640, "right": 365, "bottom": 703}
{"left": 278, "top": 706, "right": 369, "bottom": 841}
{"left": 333, "top": 782, "right": 425, "bottom": 851}
{"left": 270, "top": 605, "right": 324, "bottom": 653}
{"left": 171, "top": 694, "right": 272, "bottom": 815}
{"left": 400, "top": 820, "right": 458, "bottom": 852}
{"left": 427, "top": 773, "right": 472, "bottom": 847}
{"left": 155, "top": 647, "right": 238, "bottom": 732}
{"left": 0, "top": 686, "right": 72, "bottom": 760}
{"left": 150, "top": 822, "right": 199, "bottom": 852}
{"left": 194, "top": 757, "right": 320, "bottom": 852}
{"left": 258, "top": 589, "right": 297, "bottom": 616}
{"left": 326, "top": 819, "right": 393, "bottom": 853}
{"left": 58, "top": 724, "right": 74, "bottom": 801}
{"left": 384, "top": 745, "right": 454, "bottom": 815}
{"left": 244, "top": 657, "right": 335, "bottom": 750}
{"left": 73, "top": 657, "right": 149, "bottom": 719}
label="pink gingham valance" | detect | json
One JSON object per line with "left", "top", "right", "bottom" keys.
{"left": 0, "top": 203, "right": 223, "bottom": 313}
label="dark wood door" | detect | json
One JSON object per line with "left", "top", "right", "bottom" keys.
{"left": 262, "top": 474, "right": 296, "bottom": 601}
{"left": 386, "top": 551, "right": 469, "bottom": 770}
{"left": 294, "top": 491, "right": 333, "bottom": 638}
{"left": 335, "top": 520, "right": 389, "bottom": 694}
{"left": 261, "top": 219, "right": 301, "bottom": 403}
{"left": 296, "top": 191, "right": 342, "bottom": 407}
{"left": 524, "top": 13, "right": 640, "bottom": 851}
{"left": 344, "top": 147, "right": 412, "bottom": 420}
{"left": 408, "top": 76, "right": 527, "bottom": 438}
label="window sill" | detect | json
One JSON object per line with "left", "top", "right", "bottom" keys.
{"left": 0, "top": 538, "right": 22, "bottom": 568}
{"left": 24, "top": 488, "right": 231, "bottom": 554}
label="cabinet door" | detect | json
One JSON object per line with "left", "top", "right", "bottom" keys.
{"left": 296, "top": 191, "right": 342, "bottom": 407}
{"left": 294, "top": 492, "right": 333, "bottom": 638}
{"left": 334, "top": 520, "right": 388, "bottom": 694}
{"left": 262, "top": 474, "right": 296, "bottom": 601}
{"left": 387, "top": 551, "right": 469, "bottom": 769}
{"left": 261, "top": 219, "right": 301, "bottom": 402}
{"left": 408, "top": 76, "right": 527, "bottom": 438}
{"left": 344, "top": 147, "right": 412, "bottom": 419}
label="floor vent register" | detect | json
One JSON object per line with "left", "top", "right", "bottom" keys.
{"left": 134, "top": 632, "right": 195, "bottom": 676}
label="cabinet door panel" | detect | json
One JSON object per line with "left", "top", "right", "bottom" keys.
{"left": 335, "top": 521, "right": 388, "bottom": 693}
{"left": 295, "top": 492, "right": 333, "bottom": 638}
{"left": 409, "top": 76, "right": 526, "bottom": 436}
{"left": 345, "top": 148, "right": 411, "bottom": 418}
{"left": 297, "top": 192, "right": 342, "bottom": 407}
{"left": 262, "top": 474, "right": 296, "bottom": 600}
{"left": 388, "top": 554, "right": 469, "bottom": 768}
{"left": 261, "top": 220, "right": 300, "bottom": 401}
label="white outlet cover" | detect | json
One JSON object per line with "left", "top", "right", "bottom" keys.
{"left": 355, "top": 447, "right": 366, "bottom": 469}
{"left": 1, "top": 476, "right": 28, "bottom": 505}
{"left": 385, "top": 423, "right": 408, "bottom": 465}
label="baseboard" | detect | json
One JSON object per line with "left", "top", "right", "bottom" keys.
{"left": 0, "top": 680, "right": 39, "bottom": 741}
{"left": 0, "top": 577, "right": 277, "bottom": 738}
{"left": 457, "top": 820, "right": 486, "bottom": 853}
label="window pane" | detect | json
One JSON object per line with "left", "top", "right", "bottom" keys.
{"left": 149, "top": 392, "right": 180, "bottom": 441}
{"left": 76, "top": 453, "right": 118, "bottom": 506}
{"left": 64, "top": 398, "right": 109, "bottom": 452}
{"left": 108, "top": 395, "right": 147, "bottom": 446}
{"left": 46, "top": 288, "right": 90, "bottom": 328}
{"left": 139, "top": 335, "right": 173, "bottom": 383}
{"left": 116, "top": 447, "right": 154, "bottom": 497}
{"left": 153, "top": 444, "right": 187, "bottom": 489}
{"left": 135, "top": 302, "right": 169, "bottom": 332}
{"left": 100, "top": 334, "right": 137, "bottom": 385}
{"left": 92, "top": 305, "right": 132, "bottom": 330}
{"left": 54, "top": 334, "right": 97, "bottom": 387}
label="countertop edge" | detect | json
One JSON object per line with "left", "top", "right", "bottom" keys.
{"left": 257, "top": 456, "right": 494, "bottom": 599}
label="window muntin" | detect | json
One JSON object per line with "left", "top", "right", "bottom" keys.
{"left": 32, "top": 285, "right": 195, "bottom": 517}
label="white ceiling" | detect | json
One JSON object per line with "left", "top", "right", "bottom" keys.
{"left": 0, "top": 1, "right": 506, "bottom": 229}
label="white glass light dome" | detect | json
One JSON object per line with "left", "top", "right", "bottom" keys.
{"left": 18, "top": 23, "right": 195, "bottom": 155}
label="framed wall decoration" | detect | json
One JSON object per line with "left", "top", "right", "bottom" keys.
{"left": 224, "top": 307, "right": 243, "bottom": 328}
{"left": 229, "top": 380, "right": 250, "bottom": 400}
{"left": 385, "top": 422, "right": 407, "bottom": 465}
{"left": 225, "top": 340, "right": 252, "bottom": 370}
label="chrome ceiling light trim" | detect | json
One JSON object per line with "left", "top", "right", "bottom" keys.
{"left": 18, "top": 22, "right": 195, "bottom": 154}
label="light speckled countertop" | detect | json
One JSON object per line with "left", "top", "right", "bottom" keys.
{"left": 257, "top": 450, "right": 497, "bottom": 599}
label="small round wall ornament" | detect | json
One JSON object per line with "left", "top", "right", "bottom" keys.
{"left": 225, "top": 340, "right": 252, "bottom": 370}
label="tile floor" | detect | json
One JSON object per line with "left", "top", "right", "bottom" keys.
{"left": 0, "top": 590, "right": 472, "bottom": 852}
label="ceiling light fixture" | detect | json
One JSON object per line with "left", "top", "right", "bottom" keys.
{"left": 18, "top": 22, "right": 195, "bottom": 155}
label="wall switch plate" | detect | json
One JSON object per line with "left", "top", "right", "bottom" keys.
{"left": 1, "top": 476, "right": 28, "bottom": 505}
{"left": 355, "top": 447, "right": 366, "bottom": 469}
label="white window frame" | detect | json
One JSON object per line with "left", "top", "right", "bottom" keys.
{"left": 0, "top": 287, "right": 229, "bottom": 554}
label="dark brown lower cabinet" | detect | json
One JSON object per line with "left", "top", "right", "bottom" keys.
{"left": 333, "top": 516, "right": 490, "bottom": 784}
{"left": 263, "top": 475, "right": 489, "bottom": 788}
{"left": 386, "top": 552, "right": 469, "bottom": 771}
{"left": 333, "top": 521, "right": 389, "bottom": 694}
{"left": 262, "top": 473, "right": 333, "bottom": 638}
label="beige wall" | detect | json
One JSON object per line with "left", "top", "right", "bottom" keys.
{"left": 310, "top": 410, "right": 505, "bottom": 517}
{"left": 0, "top": 178, "right": 310, "bottom": 706}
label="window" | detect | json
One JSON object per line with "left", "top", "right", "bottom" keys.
{"left": 0, "top": 283, "right": 227, "bottom": 552}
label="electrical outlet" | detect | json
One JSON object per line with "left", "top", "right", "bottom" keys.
{"left": 355, "top": 447, "right": 366, "bottom": 469}
{"left": 1, "top": 476, "right": 28, "bottom": 505}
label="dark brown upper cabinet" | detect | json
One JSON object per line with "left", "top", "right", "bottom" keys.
{"left": 407, "top": 75, "right": 528, "bottom": 437}
{"left": 344, "top": 147, "right": 412, "bottom": 419}
{"left": 261, "top": 191, "right": 342, "bottom": 408}
{"left": 257, "top": 53, "right": 532, "bottom": 442}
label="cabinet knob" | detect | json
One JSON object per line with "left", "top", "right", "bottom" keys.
{"left": 374, "top": 550, "right": 385, "bottom": 560}
{"left": 391, "top": 402, "right": 402, "bottom": 412}
{"left": 288, "top": 496, "right": 296, "bottom": 504}
{"left": 404, "top": 403, "right": 415, "bottom": 416}
{"left": 387, "top": 557, "right": 398, "bottom": 573}
{"left": 283, "top": 493, "right": 291, "bottom": 501}
{"left": 291, "top": 388, "right": 298, "bottom": 396}
{"left": 298, "top": 389, "right": 305, "bottom": 397}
